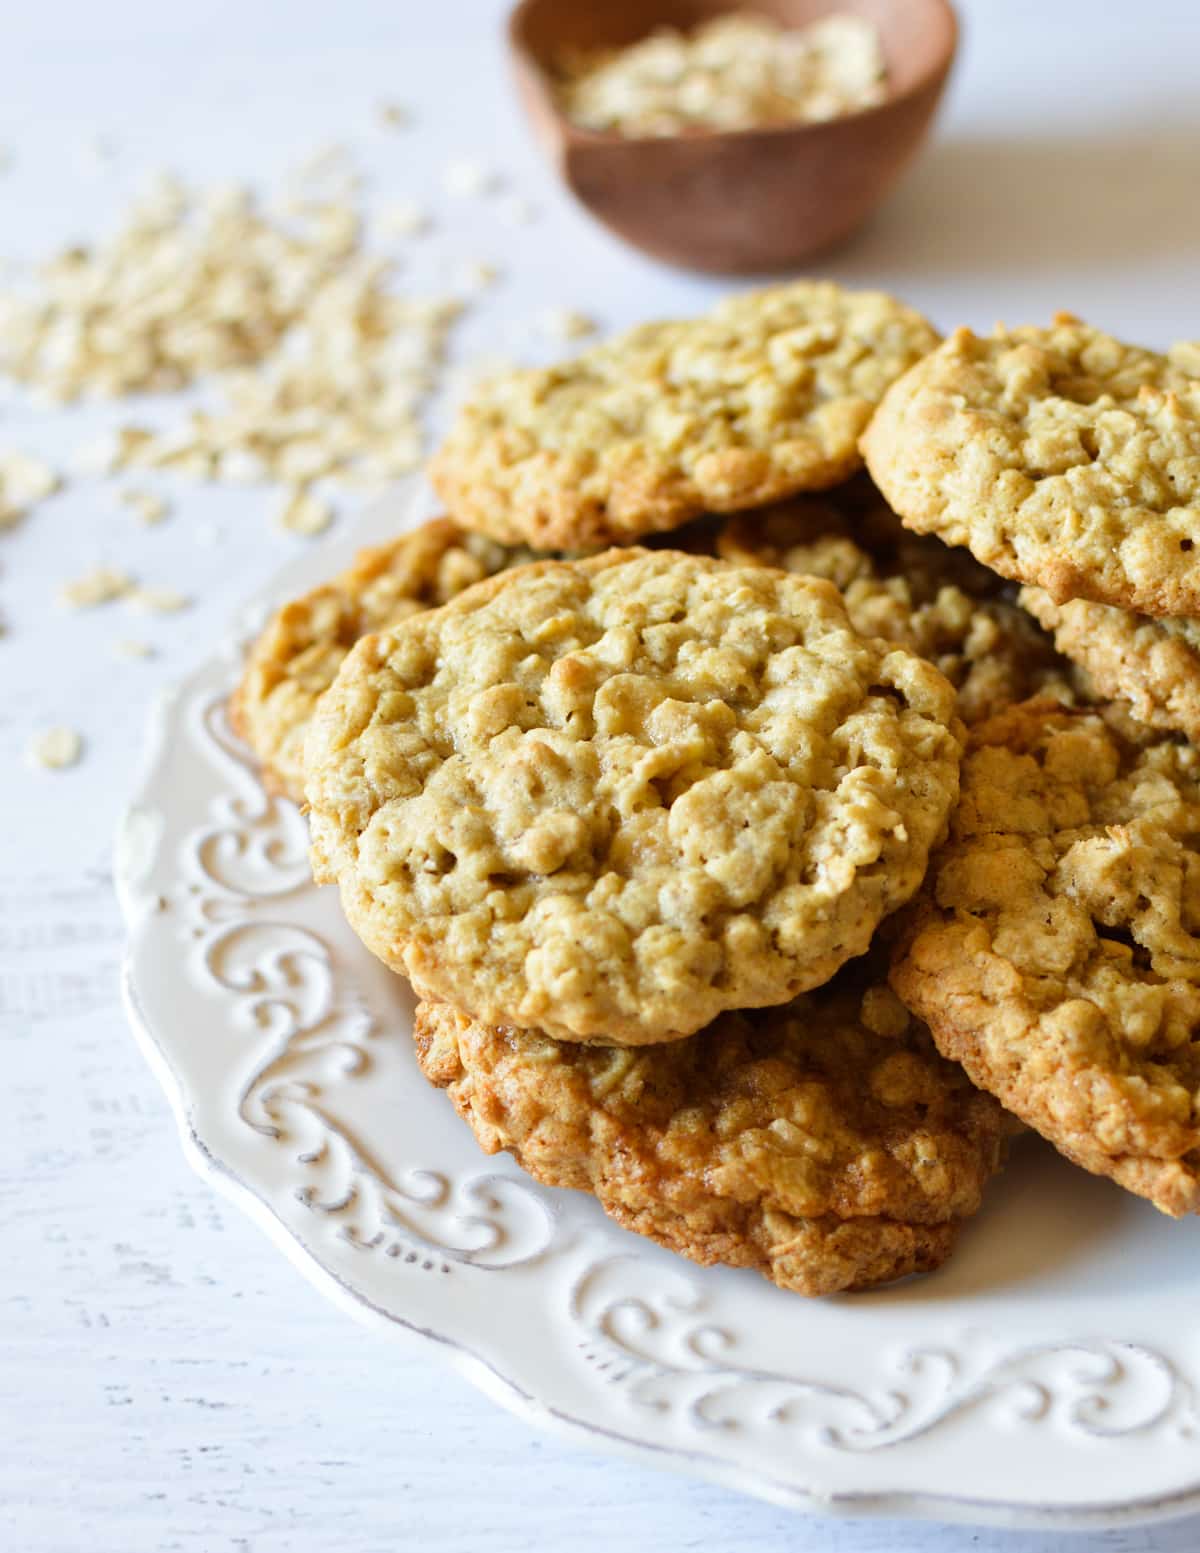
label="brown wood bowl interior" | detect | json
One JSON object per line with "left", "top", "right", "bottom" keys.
{"left": 508, "top": 0, "right": 958, "bottom": 274}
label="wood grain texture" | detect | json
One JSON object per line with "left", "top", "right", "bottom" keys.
{"left": 4, "top": 1, "right": 1200, "bottom": 1548}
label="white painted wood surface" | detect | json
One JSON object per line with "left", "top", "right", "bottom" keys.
{"left": 3, "top": 2, "right": 1199, "bottom": 1547}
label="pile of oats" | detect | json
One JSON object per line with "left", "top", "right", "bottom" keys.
{"left": 0, "top": 172, "right": 463, "bottom": 523}
{"left": 0, "top": 127, "right": 590, "bottom": 778}
{"left": 555, "top": 13, "right": 887, "bottom": 138}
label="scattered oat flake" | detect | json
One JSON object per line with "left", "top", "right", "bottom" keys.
{"left": 376, "top": 101, "right": 410, "bottom": 130}
{"left": 72, "top": 428, "right": 154, "bottom": 477}
{"left": 114, "top": 638, "right": 155, "bottom": 660}
{"left": 118, "top": 487, "right": 170, "bottom": 525}
{"left": 442, "top": 159, "right": 497, "bottom": 197}
{"left": 128, "top": 584, "right": 190, "bottom": 614}
{"left": 0, "top": 451, "right": 60, "bottom": 521}
{"left": 60, "top": 566, "right": 135, "bottom": 608}
{"left": 277, "top": 487, "right": 335, "bottom": 536}
{"left": 539, "top": 305, "right": 597, "bottom": 341}
{"left": 28, "top": 726, "right": 83, "bottom": 770}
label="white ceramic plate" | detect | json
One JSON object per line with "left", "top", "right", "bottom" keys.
{"left": 118, "top": 481, "right": 1200, "bottom": 1532}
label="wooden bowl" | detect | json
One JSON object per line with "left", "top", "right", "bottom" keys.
{"left": 508, "top": 0, "right": 958, "bottom": 274}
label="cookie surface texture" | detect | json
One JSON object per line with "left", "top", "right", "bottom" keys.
{"left": 719, "top": 482, "right": 1071, "bottom": 725}
{"left": 415, "top": 972, "right": 1011, "bottom": 1296}
{"left": 891, "top": 700, "right": 1200, "bottom": 1216}
{"left": 862, "top": 318, "right": 1200, "bottom": 618}
{"left": 430, "top": 282, "right": 940, "bottom": 549}
{"left": 305, "top": 548, "right": 964, "bottom": 1044}
{"left": 231, "top": 517, "right": 529, "bottom": 800}
{"left": 1020, "top": 585, "right": 1200, "bottom": 744}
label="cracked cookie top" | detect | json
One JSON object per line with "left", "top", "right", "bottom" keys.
{"left": 430, "top": 281, "right": 939, "bottom": 550}
{"left": 305, "top": 548, "right": 963, "bottom": 1044}
{"left": 231, "top": 517, "right": 533, "bottom": 800}
{"left": 862, "top": 317, "right": 1200, "bottom": 618}
{"left": 718, "top": 481, "right": 1071, "bottom": 726}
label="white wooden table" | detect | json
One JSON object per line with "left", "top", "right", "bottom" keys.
{"left": 3, "top": 2, "right": 1200, "bottom": 1547}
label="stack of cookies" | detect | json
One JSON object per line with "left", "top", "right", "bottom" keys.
{"left": 232, "top": 286, "right": 1200, "bottom": 1297}
{"left": 864, "top": 315, "right": 1200, "bottom": 1219}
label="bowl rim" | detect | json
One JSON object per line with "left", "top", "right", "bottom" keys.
{"left": 507, "top": 0, "right": 959, "bottom": 150}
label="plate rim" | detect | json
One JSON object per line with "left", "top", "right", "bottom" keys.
{"left": 115, "top": 482, "right": 1200, "bottom": 1534}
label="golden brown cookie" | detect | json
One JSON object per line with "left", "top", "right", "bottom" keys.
{"left": 718, "top": 483, "right": 1072, "bottom": 726}
{"left": 1020, "top": 586, "right": 1200, "bottom": 744}
{"left": 415, "top": 969, "right": 1012, "bottom": 1296}
{"left": 891, "top": 700, "right": 1200, "bottom": 1217}
{"left": 231, "top": 518, "right": 532, "bottom": 800}
{"left": 715, "top": 474, "right": 993, "bottom": 596}
{"left": 305, "top": 548, "right": 964, "bottom": 1045}
{"left": 862, "top": 317, "right": 1200, "bottom": 619}
{"left": 430, "top": 282, "right": 939, "bottom": 550}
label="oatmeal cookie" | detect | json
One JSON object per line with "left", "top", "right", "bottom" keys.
{"left": 415, "top": 971, "right": 1012, "bottom": 1297}
{"left": 891, "top": 700, "right": 1200, "bottom": 1216}
{"left": 718, "top": 484, "right": 1072, "bottom": 725}
{"left": 305, "top": 548, "right": 964, "bottom": 1045}
{"left": 430, "top": 282, "right": 939, "bottom": 550}
{"left": 862, "top": 317, "right": 1200, "bottom": 618}
{"left": 1020, "top": 586, "right": 1200, "bottom": 744}
{"left": 231, "top": 517, "right": 532, "bottom": 800}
